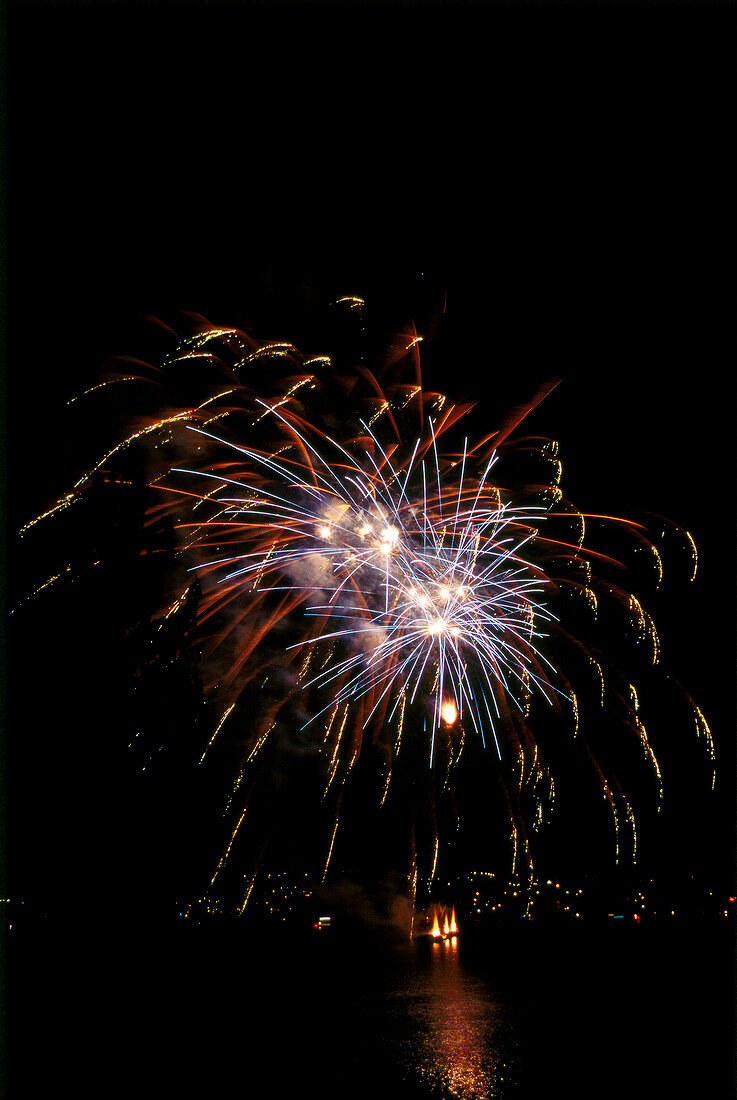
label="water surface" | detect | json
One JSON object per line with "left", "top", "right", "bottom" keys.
{"left": 11, "top": 922, "right": 735, "bottom": 1098}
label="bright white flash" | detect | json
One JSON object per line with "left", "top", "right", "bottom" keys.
{"left": 185, "top": 415, "right": 557, "bottom": 764}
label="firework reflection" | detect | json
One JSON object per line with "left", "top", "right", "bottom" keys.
{"left": 399, "top": 941, "right": 517, "bottom": 1098}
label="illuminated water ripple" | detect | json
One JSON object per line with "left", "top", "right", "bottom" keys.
{"left": 383, "top": 942, "right": 521, "bottom": 1098}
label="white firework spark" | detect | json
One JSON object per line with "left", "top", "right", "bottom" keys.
{"left": 175, "top": 406, "right": 562, "bottom": 771}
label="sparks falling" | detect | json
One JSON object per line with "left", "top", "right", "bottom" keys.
{"left": 17, "top": 304, "right": 713, "bottom": 912}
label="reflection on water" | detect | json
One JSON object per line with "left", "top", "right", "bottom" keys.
{"left": 386, "top": 937, "right": 519, "bottom": 1098}
{"left": 11, "top": 923, "right": 735, "bottom": 1099}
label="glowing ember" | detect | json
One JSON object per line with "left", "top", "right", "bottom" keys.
{"left": 441, "top": 699, "right": 458, "bottom": 726}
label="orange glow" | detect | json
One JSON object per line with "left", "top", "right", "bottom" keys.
{"left": 441, "top": 699, "right": 458, "bottom": 725}
{"left": 423, "top": 904, "right": 460, "bottom": 941}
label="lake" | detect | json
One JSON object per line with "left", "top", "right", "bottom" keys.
{"left": 8, "top": 921, "right": 735, "bottom": 1098}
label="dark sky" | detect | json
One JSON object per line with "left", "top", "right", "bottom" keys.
{"left": 5, "top": 1, "right": 735, "bottom": 907}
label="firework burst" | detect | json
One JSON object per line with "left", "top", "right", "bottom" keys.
{"left": 17, "top": 302, "right": 713, "bottom": 915}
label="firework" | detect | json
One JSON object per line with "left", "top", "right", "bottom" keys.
{"left": 17, "top": 301, "right": 713, "bottom": 916}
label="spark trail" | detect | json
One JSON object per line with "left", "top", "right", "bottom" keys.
{"left": 16, "top": 305, "right": 714, "bottom": 913}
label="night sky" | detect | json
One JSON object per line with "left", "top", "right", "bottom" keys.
{"left": 5, "top": 1, "right": 735, "bottom": 920}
